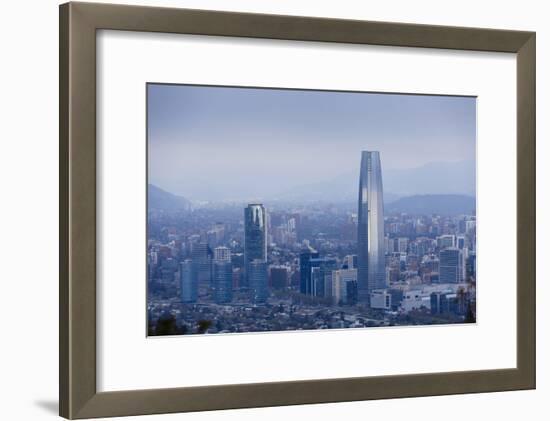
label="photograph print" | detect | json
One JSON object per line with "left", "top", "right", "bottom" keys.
{"left": 146, "top": 84, "right": 477, "bottom": 336}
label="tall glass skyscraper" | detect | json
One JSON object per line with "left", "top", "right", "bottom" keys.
{"left": 249, "top": 259, "right": 268, "bottom": 303}
{"left": 180, "top": 259, "right": 198, "bottom": 303}
{"left": 244, "top": 204, "right": 267, "bottom": 288}
{"left": 213, "top": 260, "right": 233, "bottom": 303}
{"left": 439, "top": 248, "right": 464, "bottom": 283}
{"left": 357, "top": 151, "right": 386, "bottom": 303}
{"left": 213, "top": 246, "right": 233, "bottom": 303}
{"left": 309, "top": 257, "right": 338, "bottom": 298}
{"left": 190, "top": 242, "right": 212, "bottom": 291}
{"left": 299, "top": 247, "right": 319, "bottom": 295}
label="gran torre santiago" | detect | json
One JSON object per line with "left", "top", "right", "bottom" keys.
{"left": 357, "top": 151, "right": 386, "bottom": 303}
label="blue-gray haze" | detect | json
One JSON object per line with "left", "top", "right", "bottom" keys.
{"left": 147, "top": 84, "right": 476, "bottom": 202}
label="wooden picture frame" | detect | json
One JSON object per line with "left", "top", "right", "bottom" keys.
{"left": 59, "top": 2, "right": 535, "bottom": 418}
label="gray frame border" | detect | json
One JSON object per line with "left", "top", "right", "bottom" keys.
{"left": 60, "top": 2, "right": 536, "bottom": 419}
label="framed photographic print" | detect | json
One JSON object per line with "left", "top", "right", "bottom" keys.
{"left": 59, "top": 2, "right": 536, "bottom": 419}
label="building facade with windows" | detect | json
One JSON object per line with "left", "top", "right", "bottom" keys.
{"left": 357, "top": 151, "right": 386, "bottom": 303}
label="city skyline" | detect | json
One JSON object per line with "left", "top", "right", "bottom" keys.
{"left": 148, "top": 149, "right": 477, "bottom": 335}
{"left": 147, "top": 84, "right": 477, "bottom": 336}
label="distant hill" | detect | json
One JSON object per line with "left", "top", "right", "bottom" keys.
{"left": 386, "top": 194, "right": 475, "bottom": 215}
{"left": 384, "top": 160, "right": 476, "bottom": 197}
{"left": 274, "top": 160, "right": 476, "bottom": 203}
{"left": 148, "top": 184, "right": 191, "bottom": 210}
{"left": 274, "top": 172, "right": 401, "bottom": 204}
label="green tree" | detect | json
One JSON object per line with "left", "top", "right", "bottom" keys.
{"left": 154, "top": 312, "right": 178, "bottom": 336}
{"left": 197, "top": 319, "right": 213, "bottom": 334}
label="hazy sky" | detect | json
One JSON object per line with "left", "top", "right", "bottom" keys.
{"left": 147, "top": 84, "right": 476, "bottom": 201}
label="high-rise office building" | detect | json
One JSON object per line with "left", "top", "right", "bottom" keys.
{"left": 309, "top": 257, "right": 338, "bottom": 298}
{"left": 214, "top": 246, "right": 231, "bottom": 262}
{"left": 299, "top": 247, "right": 319, "bottom": 295}
{"left": 207, "top": 222, "right": 226, "bottom": 246}
{"left": 465, "top": 219, "right": 476, "bottom": 234}
{"left": 180, "top": 259, "right": 198, "bottom": 303}
{"left": 345, "top": 280, "right": 359, "bottom": 305}
{"left": 397, "top": 237, "right": 409, "bottom": 253}
{"left": 384, "top": 236, "right": 392, "bottom": 254}
{"left": 343, "top": 254, "right": 358, "bottom": 269}
{"left": 437, "top": 234, "right": 456, "bottom": 249}
{"left": 310, "top": 267, "right": 323, "bottom": 297}
{"left": 439, "top": 248, "right": 465, "bottom": 283}
{"left": 212, "top": 259, "right": 233, "bottom": 303}
{"left": 160, "top": 257, "right": 177, "bottom": 283}
{"left": 430, "top": 292, "right": 460, "bottom": 314}
{"left": 269, "top": 266, "right": 289, "bottom": 290}
{"left": 248, "top": 259, "right": 268, "bottom": 303}
{"left": 357, "top": 151, "right": 386, "bottom": 302}
{"left": 211, "top": 246, "right": 233, "bottom": 303}
{"left": 332, "top": 268, "right": 358, "bottom": 305}
{"left": 244, "top": 204, "right": 267, "bottom": 288}
{"left": 190, "top": 242, "right": 212, "bottom": 290}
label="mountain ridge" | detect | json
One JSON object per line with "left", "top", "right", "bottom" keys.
{"left": 386, "top": 194, "right": 475, "bottom": 215}
{"left": 273, "top": 160, "right": 475, "bottom": 203}
{"left": 148, "top": 184, "right": 191, "bottom": 210}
